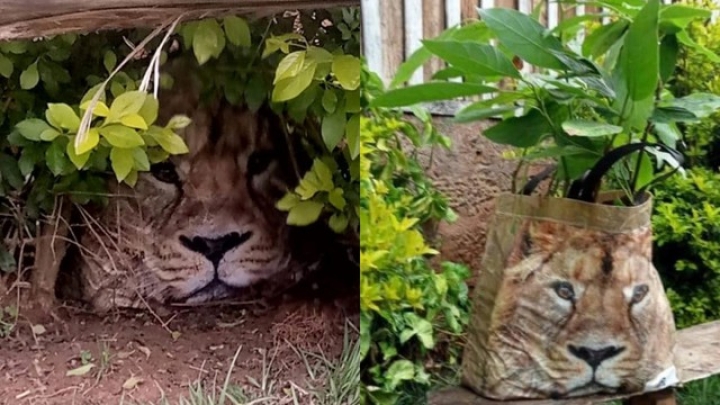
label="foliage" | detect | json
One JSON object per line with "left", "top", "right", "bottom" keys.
{"left": 0, "top": 8, "right": 361, "bottom": 276}
{"left": 653, "top": 167, "right": 720, "bottom": 327}
{"left": 360, "top": 69, "right": 470, "bottom": 405}
{"left": 672, "top": 0, "right": 720, "bottom": 168}
{"left": 371, "top": 1, "right": 720, "bottom": 202}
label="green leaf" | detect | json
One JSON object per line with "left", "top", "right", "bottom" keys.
{"left": 659, "top": 5, "right": 711, "bottom": 30}
{"left": 651, "top": 106, "right": 698, "bottom": 124}
{"left": 16, "top": 119, "right": 51, "bottom": 141}
{"left": 224, "top": 16, "right": 251, "bottom": 47}
{"left": 66, "top": 138, "right": 90, "bottom": 169}
{"left": 0, "top": 53, "right": 13, "bottom": 78}
{"left": 346, "top": 114, "right": 360, "bottom": 159}
{"left": 108, "top": 91, "right": 147, "bottom": 122}
{"left": 138, "top": 96, "right": 159, "bottom": 126}
{"left": 120, "top": 114, "right": 148, "bottom": 130}
{"left": 193, "top": 19, "right": 225, "bottom": 65}
{"left": 18, "top": 145, "right": 43, "bottom": 176}
{"left": 328, "top": 188, "right": 346, "bottom": 210}
{"left": 275, "top": 51, "right": 306, "bottom": 84}
{"left": 81, "top": 83, "right": 107, "bottom": 105}
{"left": 20, "top": 61, "right": 39, "bottom": 90}
{"left": 306, "top": 46, "right": 334, "bottom": 63}
{"left": 0, "top": 154, "right": 24, "bottom": 190}
{"left": 0, "top": 244, "right": 16, "bottom": 273}
{"left": 660, "top": 93, "right": 720, "bottom": 119}
{"left": 99, "top": 125, "right": 145, "bottom": 148}
{"left": 103, "top": 50, "right": 117, "bottom": 73}
{"left": 386, "top": 360, "right": 415, "bottom": 391}
{"left": 276, "top": 192, "right": 301, "bottom": 211}
{"left": 399, "top": 313, "right": 434, "bottom": 349}
{"left": 76, "top": 128, "right": 100, "bottom": 155}
{"left": 455, "top": 104, "right": 516, "bottom": 123}
{"left": 677, "top": 30, "right": 720, "bottom": 63}
{"left": 390, "top": 47, "right": 432, "bottom": 88}
{"left": 110, "top": 147, "right": 134, "bottom": 181}
{"left": 150, "top": 128, "right": 189, "bottom": 154}
{"left": 40, "top": 128, "right": 61, "bottom": 141}
{"left": 484, "top": 108, "right": 553, "bottom": 147}
{"left": 371, "top": 82, "right": 495, "bottom": 108}
{"left": 46, "top": 103, "right": 80, "bottom": 131}
{"left": 618, "top": 0, "right": 660, "bottom": 101}
{"left": 582, "top": 20, "right": 629, "bottom": 58}
{"left": 328, "top": 213, "right": 349, "bottom": 233}
{"left": 659, "top": 34, "right": 679, "bottom": 84}
{"left": 132, "top": 148, "right": 150, "bottom": 171}
{"left": 313, "top": 160, "right": 334, "bottom": 192}
{"left": 322, "top": 108, "right": 346, "bottom": 151}
{"left": 478, "top": 8, "right": 564, "bottom": 69}
{"left": 322, "top": 89, "right": 338, "bottom": 113}
{"left": 46, "top": 138, "right": 73, "bottom": 176}
{"left": 272, "top": 60, "right": 317, "bottom": 102}
{"left": 332, "top": 55, "right": 360, "bottom": 90}
{"left": 287, "top": 200, "right": 324, "bottom": 226}
{"left": 422, "top": 40, "right": 520, "bottom": 78}
{"left": 561, "top": 120, "right": 623, "bottom": 137}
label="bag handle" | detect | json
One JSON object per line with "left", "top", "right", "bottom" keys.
{"left": 520, "top": 164, "right": 557, "bottom": 196}
{"left": 566, "top": 142, "right": 684, "bottom": 204}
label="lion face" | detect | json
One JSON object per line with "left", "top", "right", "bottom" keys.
{"left": 484, "top": 221, "right": 675, "bottom": 398}
{"left": 77, "top": 60, "right": 323, "bottom": 310}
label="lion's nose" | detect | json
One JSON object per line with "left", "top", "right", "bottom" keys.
{"left": 568, "top": 344, "right": 625, "bottom": 369}
{"left": 179, "top": 232, "right": 252, "bottom": 267}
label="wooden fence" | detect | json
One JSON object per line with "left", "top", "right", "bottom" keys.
{"left": 361, "top": 0, "right": 719, "bottom": 86}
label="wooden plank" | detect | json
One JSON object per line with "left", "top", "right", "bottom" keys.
{"left": 462, "top": 0, "right": 479, "bottom": 20}
{"left": 424, "top": 0, "right": 446, "bottom": 82}
{"left": 404, "top": 0, "right": 424, "bottom": 84}
{"left": 0, "top": 0, "right": 358, "bottom": 41}
{"left": 380, "top": 0, "right": 404, "bottom": 84}
{"left": 362, "top": 0, "right": 384, "bottom": 84}
{"left": 429, "top": 320, "right": 720, "bottom": 405}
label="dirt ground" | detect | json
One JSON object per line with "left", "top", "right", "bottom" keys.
{"left": 0, "top": 272, "right": 359, "bottom": 405}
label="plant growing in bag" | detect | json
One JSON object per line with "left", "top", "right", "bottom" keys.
{"left": 369, "top": 0, "right": 720, "bottom": 400}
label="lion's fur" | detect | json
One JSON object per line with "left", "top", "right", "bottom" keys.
{"left": 72, "top": 58, "right": 333, "bottom": 312}
{"left": 476, "top": 220, "right": 675, "bottom": 398}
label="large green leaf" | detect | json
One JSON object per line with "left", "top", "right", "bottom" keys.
{"left": 422, "top": 40, "right": 520, "bottom": 78}
{"left": 99, "top": 125, "right": 145, "bottom": 148}
{"left": 371, "top": 82, "right": 495, "bottom": 108}
{"left": 561, "top": 119, "right": 623, "bottom": 137}
{"left": 478, "top": 8, "right": 564, "bottom": 69}
{"left": 659, "top": 34, "right": 679, "bottom": 84}
{"left": 484, "top": 108, "right": 553, "bottom": 147}
{"left": 659, "top": 5, "right": 711, "bottom": 31}
{"left": 454, "top": 104, "right": 516, "bottom": 123}
{"left": 660, "top": 93, "right": 720, "bottom": 119}
{"left": 677, "top": 30, "right": 720, "bottom": 63}
{"left": 223, "top": 16, "right": 251, "bottom": 47}
{"left": 617, "top": 0, "right": 660, "bottom": 102}
{"left": 582, "top": 20, "right": 629, "bottom": 58}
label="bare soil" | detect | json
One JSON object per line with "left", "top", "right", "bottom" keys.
{"left": 0, "top": 273, "right": 359, "bottom": 405}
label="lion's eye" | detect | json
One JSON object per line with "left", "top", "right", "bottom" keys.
{"left": 631, "top": 284, "right": 649, "bottom": 304}
{"left": 552, "top": 281, "right": 575, "bottom": 301}
{"left": 247, "top": 151, "right": 274, "bottom": 176}
{"left": 150, "top": 161, "right": 180, "bottom": 184}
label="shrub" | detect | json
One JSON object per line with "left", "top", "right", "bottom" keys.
{"left": 360, "top": 70, "right": 470, "bottom": 405}
{"left": 653, "top": 167, "right": 720, "bottom": 328}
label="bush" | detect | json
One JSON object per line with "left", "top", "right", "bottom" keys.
{"left": 360, "top": 70, "right": 470, "bottom": 405}
{"left": 653, "top": 167, "right": 720, "bottom": 328}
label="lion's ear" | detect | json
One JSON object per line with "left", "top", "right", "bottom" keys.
{"left": 506, "top": 220, "right": 569, "bottom": 267}
{"left": 614, "top": 227, "right": 652, "bottom": 260}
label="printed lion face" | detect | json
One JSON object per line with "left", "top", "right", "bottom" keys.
{"left": 483, "top": 221, "right": 675, "bottom": 398}
{"left": 77, "top": 59, "right": 324, "bottom": 311}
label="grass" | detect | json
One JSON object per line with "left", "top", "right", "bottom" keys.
{"left": 122, "top": 321, "right": 360, "bottom": 405}
{"left": 677, "top": 375, "right": 720, "bottom": 405}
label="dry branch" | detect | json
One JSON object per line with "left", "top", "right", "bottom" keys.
{"left": 0, "top": 0, "right": 359, "bottom": 41}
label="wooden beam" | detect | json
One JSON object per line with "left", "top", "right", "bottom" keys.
{"left": 429, "top": 320, "right": 720, "bottom": 405}
{"left": 0, "top": 0, "right": 359, "bottom": 41}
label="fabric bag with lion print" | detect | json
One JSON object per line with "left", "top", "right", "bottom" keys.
{"left": 461, "top": 144, "right": 679, "bottom": 400}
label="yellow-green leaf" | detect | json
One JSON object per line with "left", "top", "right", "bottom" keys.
{"left": 76, "top": 128, "right": 100, "bottom": 155}
{"left": 193, "top": 19, "right": 224, "bottom": 65}
{"left": 108, "top": 91, "right": 147, "bottom": 122}
{"left": 124, "top": 169, "right": 138, "bottom": 186}
{"left": 274, "top": 51, "right": 306, "bottom": 84}
{"left": 166, "top": 115, "right": 191, "bottom": 130}
{"left": 224, "top": 16, "right": 251, "bottom": 47}
{"left": 20, "top": 61, "right": 39, "bottom": 90}
{"left": 346, "top": 114, "right": 360, "bottom": 159}
{"left": 99, "top": 125, "right": 145, "bottom": 148}
{"left": 0, "top": 53, "right": 13, "bottom": 78}
{"left": 287, "top": 200, "right": 324, "bottom": 226}
{"left": 328, "top": 188, "right": 346, "bottom": 210}
{"left": 322, "top": 108, "right": 346, "bottom": 151}
{"left": 307, "top": 46, "right": 334, "bottom": 63}
{"left": 276, "top": 192, "right": 300, "bottom": 211}
{"left": 313, "top": 159, "right": 334, "bottom": 192}
{"left": 80, "top": 100, "right": 110, "bottom": 117}
{"left": 272, "top": 60, "right": 317, "bottom": 102}
{"left": 110, "top": 147, "right": 134, "bottom": 181}
{"left": 40, "top": 128, "right": 61, "bottom": 141}
{"left": 120, "top": 114, "right": 148, "bottom": 130}
{"left": 132, "top": 148, "right": 150, "bottom": 171}
{"left": 66, "top": 138, "right": 90, "bottom": 169}
{"left": 328, "top": 213, "right": 349, "bottom": 233}
{"left": 46, "top": 103, "right": 80, "bottom": 131}
{"left": 150, "top": 128, "right": 189, "bottom": 154}
{"left": 103, "top": 50, "right": 117, "bottom": 73}
{"left": 66, "top": 363, "right": 95, "bottom": 377}
{"left": 332, "top": 55, "right": 360, "bottom": 90}
{"left": 138, "top": 96, "right": 159, "bottom": 126}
